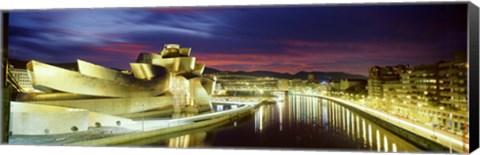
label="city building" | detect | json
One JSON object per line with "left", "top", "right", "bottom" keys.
{"left": 438, "top": 51, "right": 468, "bottom": 112}
{"left": 369, "top": 52, "right": 468, "bottom": 134}
{"left": 436, "top": 51, "right": 468, "bottom": 132}
{"left": 210, "top": 72, "right": 323, "bottom": 97}
{"left": 367, "top": 65, "right": 410, "bottom": 98}
{"left": 382, "top": 81, "right": 404, "bottom": 101}
{"left": 330, "top": 79, "right": 367, "bottom": 94}
{"left": 398, "top": 63, "right": 440, "bottom": 108}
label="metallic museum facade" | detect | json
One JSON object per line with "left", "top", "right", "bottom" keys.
{"left": 11, "top": 44, "right": 216, "bottom": 135}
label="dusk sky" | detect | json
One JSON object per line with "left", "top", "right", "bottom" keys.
{"left": 8, "top": 4, "right": 467, "bottom": 76}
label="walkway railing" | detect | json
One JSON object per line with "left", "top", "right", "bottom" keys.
{"left": 70, "top": 100, "right": 261, "bottom": 146}
{"left": 162, "top": 100, "right": 257, "bottom": 129}
{"left": 132, "top": 100, "right": 259, "bottom": 131}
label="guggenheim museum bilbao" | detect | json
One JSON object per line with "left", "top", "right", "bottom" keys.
{"left": 10, "top": 44, "right": 217, "bottom": 135}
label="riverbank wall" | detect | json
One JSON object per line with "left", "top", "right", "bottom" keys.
{"left": 296, "top": 94, "right": 454, "bottom": 153}
{"left": 68, "top": 100, "right": 269, "bottom": 146}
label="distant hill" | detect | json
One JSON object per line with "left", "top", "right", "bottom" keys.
{"left": 203, "top": 67, "right": 222, "bottom": 74}
{"left": 8, "top": 59, "right": 367, "bottom": 81}
{"left": 204, "top": 67, "right": 367, "bottom": 82}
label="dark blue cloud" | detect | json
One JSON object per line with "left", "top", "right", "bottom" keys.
{"left": 7, "top": 4, "right": 468, "bottom": 75}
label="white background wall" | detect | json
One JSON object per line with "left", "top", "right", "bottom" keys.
{"left": 0, "top": 0, "right": 479, "bottom": 155}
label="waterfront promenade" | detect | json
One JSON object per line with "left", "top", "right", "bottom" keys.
{"left": 296, "top": 93, "right": 467, "bottom": 153}
{"left": 68, "top": 99, "right": 261, "bottom": 146}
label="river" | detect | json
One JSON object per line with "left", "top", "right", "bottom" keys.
{"left": 121, "top": 95, "right": 421, "bottom": 153}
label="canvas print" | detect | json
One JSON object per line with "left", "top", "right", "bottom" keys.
{"left": 1, "top": 3, "right": 473, "bottom": 153}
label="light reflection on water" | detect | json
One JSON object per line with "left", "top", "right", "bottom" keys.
{"left": 132, "top": 95, "right": 421, "bottom": 152}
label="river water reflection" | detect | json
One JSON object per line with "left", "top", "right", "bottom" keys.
{"left": 125, "top": 95, "right": 421, "bottom": 152}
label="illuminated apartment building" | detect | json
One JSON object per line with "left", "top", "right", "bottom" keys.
{"left": 438, "top": 52, "right": 468, "bottom": 112}
{"left": 436, "top": 52, "right": 468, "bottom": 132}
{"left": 330, "top": 79, "right": 367, "bottom": 95}
{"left": 372, "top": 52, "right": 468, "bottom": 134}
{"left": 367, "top": 65, "right": 410, "bottom": 98}
{"left": 405, "top": 63, "right": 439, "bottom": 106}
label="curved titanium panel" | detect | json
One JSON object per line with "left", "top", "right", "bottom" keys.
{"left": 77, "top": 59, "right": 133, "bottom": 84}
{"left": 201, "top": 78, "right": 216, "bottom": 96}
{"left": 130, "top": 63, "right": 167, "bottom": 80}
{"left": 16, "top": 92, "right": 102, "bottom": 101}
{"left": 192, "top": 63, "right": 205, "bottom": 76}
{"left": 28, "top": 60, "right": 170, "bottom": 98}
{"left": 189, "top": 78, "right": 211, "bottom": 107}
{"left": 28, "top": 60, "right": 142, "bottom": 97}
{"left": 145, "top": 72, "right": 172, "bottom": 96}
{"left": 136, "top": 52, "right": 163, "bottom": 63}
{"left": 179, "top": 48, "right": 191, "bottom": 56}
{"left": 161, "top": 44, "right": 182, "bottom": 58}
{"left": 152, "top": 57, "right": 195, "bottom": 74}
